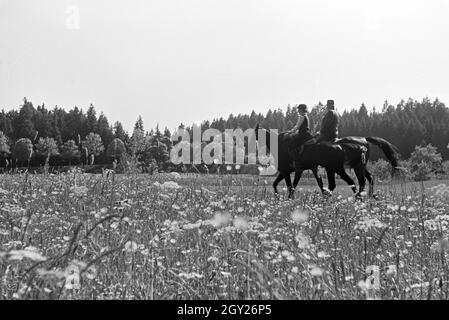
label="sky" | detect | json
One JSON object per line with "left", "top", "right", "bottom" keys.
{"left": 1, "top": 0, "right": 449, "bottom": 133}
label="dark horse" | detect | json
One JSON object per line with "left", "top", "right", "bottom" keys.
{"left": 255, "top": 124, "right": 400, "bottom": 198}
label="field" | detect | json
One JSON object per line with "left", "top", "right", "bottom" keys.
{"left": 1, "top": 170, "right": 449, "bottom": 300}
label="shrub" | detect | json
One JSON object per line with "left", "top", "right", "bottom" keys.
{"left": 409, "top": 144, "right": 442, "bottom": 181}
{"left": 368, "top": 159, "right": 392, "bottom": 182}
{"left": 12, "top": 138, "right": 33, "bottom": 166}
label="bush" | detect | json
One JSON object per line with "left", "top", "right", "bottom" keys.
{"left": 409, "top": 144, "right": 442, "bottom": 181}
{"left": 106, "top": 138, "right": 126, "bottom": 161}
{"left": 442, "top": 161, "right": 449, "bottom": 176}
{"left": 12, "top": 138, "right": 33, "bottom": 166}
{"left": 368, "top": 159, "right": 392, "bottom": 182}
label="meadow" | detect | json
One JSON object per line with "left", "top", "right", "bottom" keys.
{"left": 1, "top": 170, "right": 449, "bottom": 300}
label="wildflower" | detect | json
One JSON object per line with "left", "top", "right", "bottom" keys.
{"left": 431, "top": 238, "right": 449, "bottom": 253}
{"left": 355, "top": 217, "right": 385, "bottom": 232}
{"left": 385, "top": 265, "right": 397, "bottom": 277}
{"left": 281, "top": 250, "right": 291, "bottom": 257}
{"left": 170, "top": 172, "right": 181, "bottom": 179}
{"left": 179, "top": 272, "right": 204, "bottom": 279}
{"left": 7, "top": 247, "right": 47, "bottom": 262}
{"left": 226, "top": 165, "right": 232, "bottom": 171}
{"left": 71, "top": 186, "right": 88, "bottom": 197}
{"left": 291, "top": 266, "right": 299, "bottom": 274}
{"left": 309, "top": 265, "right": 324, "bottom": 277}
{"left": 424, "top": 219, "right": 439, "bottom": 231}
{"left": 291, "top": 209, "right": 309, "bottom": 224}
{"left": 295, "top": 232, "right": 310, "bottom": 249}
{"left": 160, "top": 181, "right": 182, "bottom": 190}
{"left": 210, "top": 212, "right": 232, "bottom": 228}
{"left": 358, "top": 280, "right": 367, "bottom": 291}
{"left": 84, "top": 265, "right": 97, "bottom": 280}
{"left": 207, "top": 256, "right": 219, "bottom": 263}
{"left": 317, "top": 251, "right": 330, "bottom": 259}
{"left": 124, "top": 241, "right": 138, "bottom": 253}
{"left": 110, "top": 221, "right": 119, "bottom": 229}
{"left": 387, "top": 204, "right": 399, "bottom": 211}
{"left": 183, "top": 221, "right": 203, "bottom": 230}
{"left": 233, "top": 216, "right": 248, "bottom": 231}
{"left": 235, "top": 165, "right": 241, "bottom": 170}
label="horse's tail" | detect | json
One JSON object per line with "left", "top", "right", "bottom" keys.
{"left": 365, "top": 136, "right": 402, "bottom": 175}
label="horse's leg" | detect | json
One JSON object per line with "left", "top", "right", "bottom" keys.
{"left": 336, "top": 169, "right": 357, "bottom": 194}
{"left": 325, "top": 168, "right": 336, "bottom": 192}
{"left": 311, "top": 166, "right": 324, "bottom": 193}
{"left": 292, "top": 169, "right": 304, "bottom": 197}
{"left": 364, "top": 167, "right": 375, "bottom": 197}
{"left": 273, "top": 173, "right": 283, "bottom": 195}
{"left": 285, "top": 173, "right": 294, "bottom": 199}
{"left": 353, "top": 164, "right": 366, "bottom": 197}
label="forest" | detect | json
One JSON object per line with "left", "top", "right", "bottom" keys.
{"left": 0, "top": 97, "right": 448, "bottom": 175}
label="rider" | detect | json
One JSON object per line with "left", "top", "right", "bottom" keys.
{"left": 287, "top": 104, "right": 315, "bottom": 157}
{"left": 316, "top": 99, "right": 339, "bottom": 143}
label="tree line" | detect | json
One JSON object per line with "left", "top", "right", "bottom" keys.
{"left": 0, "top": 97, "right": 448, "bottom": 173}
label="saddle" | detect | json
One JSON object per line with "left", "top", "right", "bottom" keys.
{"left": 288, "top": 137, "right": 316, "bottom": 160}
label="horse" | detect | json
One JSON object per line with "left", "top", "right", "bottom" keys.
{"left": 254, "top": 124, "right": 400, "bottom": 198}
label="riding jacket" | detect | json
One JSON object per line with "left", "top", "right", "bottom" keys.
{"left": 319, "top": 109, "right": 339, "bottom": 140}
{"left": 290, "top": 115, "right": 314, "bottom": 149}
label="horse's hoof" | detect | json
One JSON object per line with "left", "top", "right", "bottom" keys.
{"left": 322, "top": 188, "right": 332, "bottom": 197}
{"left": 355, "top": 191, "right": 367, "bottom": 200}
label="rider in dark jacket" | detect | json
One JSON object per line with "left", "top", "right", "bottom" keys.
{"left": 288, "top": 104, "right": 314, "bottom": 157}
{"left": 317, "top": 100, "right": 339, "bottom": 143}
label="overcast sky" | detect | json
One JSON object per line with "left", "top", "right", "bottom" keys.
{"left": 1, "top": 0, "right": 449, "bottom": 132}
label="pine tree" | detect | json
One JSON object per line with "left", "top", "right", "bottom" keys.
{"left": 113, "top": 121, "right": 128, "bottom": 142}
{"left": 86, "top": 104, "right": 97, "bottom": 133}
{"left": 134, "top": 116, "right": 144, "bottom": 131}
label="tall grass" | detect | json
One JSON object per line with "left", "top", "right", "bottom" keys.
{"left": 1, "top": 171, "right": 448, "bottom": 300}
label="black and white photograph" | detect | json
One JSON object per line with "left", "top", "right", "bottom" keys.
{"left": 1, "top": 0, "right": 449, "bottom": 306}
